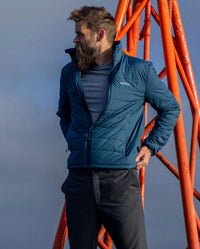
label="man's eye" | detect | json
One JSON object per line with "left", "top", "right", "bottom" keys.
{"left": 76, "top": 33, "right": 83, "bottom": 38}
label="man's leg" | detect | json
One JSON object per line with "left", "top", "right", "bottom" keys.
{"left": 95, "top": 168, "right": 148, "bottom": 249}
{"left": 62, "top": 169, "right": 101, "bottom": 249}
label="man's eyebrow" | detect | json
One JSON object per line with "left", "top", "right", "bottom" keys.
{"left": 76, "top": 31, "right": 83, "bottom": 35}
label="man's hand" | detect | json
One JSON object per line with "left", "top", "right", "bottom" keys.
{"left": 135, "top": 146, "right": 151, "bottom": 170}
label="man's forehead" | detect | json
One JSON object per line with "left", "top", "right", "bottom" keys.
{"left": 75, "top": 21, "right": 89, "bottom": 31}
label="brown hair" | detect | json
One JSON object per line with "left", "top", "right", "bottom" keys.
{"left": 68, "top": 6, "right": 116, "bottom": 45}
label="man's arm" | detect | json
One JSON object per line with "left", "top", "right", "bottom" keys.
{"left": 56, "top": 66, "right": 72, "bottom": 142}
{"left": 136, "top": 62, "right": 180, "bottom": 168}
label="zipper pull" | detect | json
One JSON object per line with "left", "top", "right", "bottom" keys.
{"left": 88, "top": 128, "right": 92, "bottom": 141}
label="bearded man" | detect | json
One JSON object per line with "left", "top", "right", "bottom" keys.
{"left": 57, "top": 6, "right": 180, "bottom": 249}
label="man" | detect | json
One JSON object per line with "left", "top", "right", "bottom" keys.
{"left": 57, "top": 6, "right": 180, "bottom": 249}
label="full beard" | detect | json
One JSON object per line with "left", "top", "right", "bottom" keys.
{"left": 75, "top": 43, "right": 98, "bottom": 72}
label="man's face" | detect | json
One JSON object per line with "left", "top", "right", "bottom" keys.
{"left": 73, "top": 21, "right": 99, "bottom": 72}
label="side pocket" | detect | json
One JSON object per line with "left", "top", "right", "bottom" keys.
{"left": 130, "top": 168, "right": 140, "bottom": 188}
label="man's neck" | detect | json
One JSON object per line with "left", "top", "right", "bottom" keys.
{"left": 95, "top": 46, "right": 113, "bottom": 66}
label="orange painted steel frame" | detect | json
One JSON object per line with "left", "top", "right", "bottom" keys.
{"left": 53, "top": 1, "right": 200, "bottom": 248}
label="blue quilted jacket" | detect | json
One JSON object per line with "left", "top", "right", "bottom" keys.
{"left": 57, "top": 42, "right": 180, "bottom": 169}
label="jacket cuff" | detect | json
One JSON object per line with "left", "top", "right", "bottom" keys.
{"left": 142, "top": 140, "right": 155, "bottom": 155}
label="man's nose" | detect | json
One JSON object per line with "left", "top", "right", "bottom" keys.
{"left": 73, "top": 35, "right": 79, "bottom": 44}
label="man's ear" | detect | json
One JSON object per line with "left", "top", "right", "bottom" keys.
{"left": 97, "top": 29, "right": 105, "bottom": 41}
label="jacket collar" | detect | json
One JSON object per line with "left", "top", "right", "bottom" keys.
{"left": 65, "top": 41, "right": 123, "bottom": 70}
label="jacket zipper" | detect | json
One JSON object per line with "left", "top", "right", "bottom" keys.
{"left": 75, "top": 70, "right": 112, "bottom": 168}
{"left": 75, "top": 79, "right": 93, "bottom": 167}
{"left": 86, "top": 73, "right": 112, "bottom": 167}
{"left": 87, "top": 127, "right": 92, "bottom": 166}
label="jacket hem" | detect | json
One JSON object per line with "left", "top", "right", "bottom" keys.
{"left": 67, "top": 164, "right": 137, "bottom": 169}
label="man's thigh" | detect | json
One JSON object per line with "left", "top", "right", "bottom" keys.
{"left": 97, "top": 168, "right": 148, "bottom": 249}
{"left": 62, "top": 169, "right": 101, "bottom": 249}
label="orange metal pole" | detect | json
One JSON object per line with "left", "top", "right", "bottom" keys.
{"left": 151, "top": 6, "right": 160, "bottom": 26}
{"left": 139, "top": 0, "right": 151, "bottom": 43}
{"left": 151, "top": 3, "right": 199, "bottom": 112}
{"left": 98, "top": 226, "right": 113, "bottom": 249}
{"left": 151, "top": 5, "right": 199, "bottom": 113}
{"left": 116, "top": 0, "right": 148, "bottom": 41}
{"left": 172, "top": 0, "right": 199, "bottom": 106}
{"left": 156, "top": 152, "right": 200, "bottom": 236}
{"left": 115, "top": 0, "right": 131, "bottom": 36}
{"left": 131, "top": 0, "right": 143, "bottom": 56}
{"left": 139, "top": 166, "right": 145, "bottom": 208}
{"left": 153, "top": 0, "right": 200, "bottom": 187}
{"left": 190, "top": 113, "right": 199, "bottom": 187}
{"left": 103, "top": 231, "right": 113, "bottom": 249}
{"left": 174, "top": 47, "right": 198, "bottom": 112}
{"left": 174, "top": 45, "right": 199, "bottom": 187}
{"left": 143, "top": 0, "right": 151, "bottom": 61}
{"left": 52, "top": 202, "right": 68, "bottom": 249}
{"left": 157, "top": 1, "right": 199, "bottom": 248}
{"left": 168, "top": 0, "right": 173, "bottom": 21}
{"left": 142, "top": 117, "right": 156, "bottom": 138}
{"left": 127, "top": 0, "right": 134, "bottom": 53}
{"left": 172, "top": 0, "right": 200, "bottom": 146}
{"left": 140, "top": 0, "right": 151, "bottom": 208}
{"left": 158, "top": 67, "right": 166, "bottom": 79}
{"left": 156, "top": 152, "right": 200, "bottom": 202}
{"left": 98, "top": 226, "right": 107, "bottom": 242}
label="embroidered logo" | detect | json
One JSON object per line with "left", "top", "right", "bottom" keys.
{"left": 120, "top": 82, "right": 130, "bottom": 86}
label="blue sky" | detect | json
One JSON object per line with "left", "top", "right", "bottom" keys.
{"left": 1, "top": 1, "right": 200, "bottom": 249}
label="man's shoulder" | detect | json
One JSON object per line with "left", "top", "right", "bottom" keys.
{"left": 60, "top": 62, "right": 75, "bottom": 88}
{"left": 124, "top": 54, "right": 152, "bottom": 67}
{"left": 122, "top": 54, "right": 153, "bottom": 75}
{"left": 61, "top": 62, "right": 74, "bottom": 75}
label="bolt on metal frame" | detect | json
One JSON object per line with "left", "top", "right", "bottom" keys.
{"left": 53, "top": 1, "right": 200, "bottom": 248}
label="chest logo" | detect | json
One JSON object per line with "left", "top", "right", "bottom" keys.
{"left": 120, "top": 82, "right": 130, "bottom": 86}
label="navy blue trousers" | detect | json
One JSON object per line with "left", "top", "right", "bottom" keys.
{"left": 62, "top": 168, "right": 148, "bottom": 249}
